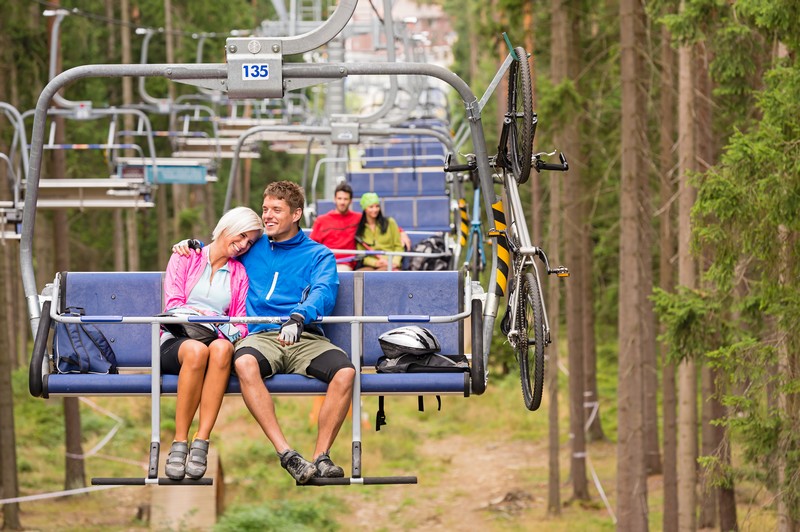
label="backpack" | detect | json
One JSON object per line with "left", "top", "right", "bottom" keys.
{"left": 407, "top": 235, "right": 450, "bottom": 271}
{"left": 376, "top": 352, "right": 469, "bottom": 373}
{"left": 54, "top": 307, "right": 119, "bottom": 374}
{"left": 374, "top": 352, "right": 469, "bottom": 430}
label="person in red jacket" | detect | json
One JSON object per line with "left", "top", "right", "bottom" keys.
{"left": 310, "top": 182, "right": 362, "bottom": 271}
{"left": 310, "top": 182, "right": 411, "bottom": 271}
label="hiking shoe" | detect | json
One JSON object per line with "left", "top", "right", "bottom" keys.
{"left": 185, "top": 438, "right": 209, "bottom": 480}
{"left": 314, "top": 452, "right": 345, "bottom": 478}
{"left": 165, "top": 441, "right": 189, "bottom": 480}
{"left": 280, "top": 450, "right": 317, "bottom": 484}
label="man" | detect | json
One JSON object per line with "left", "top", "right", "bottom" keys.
{"left": 310, "top": 181, "right": 411, "bottom": 271}
{"left": 309, "top": 182, "right": 362, "bottom": 271}
{"left": 176, "top": 181, "right": 355, "bottom": 484}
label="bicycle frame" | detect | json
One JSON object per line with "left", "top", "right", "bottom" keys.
{"left": 501, "top": 174, "right": 553, "bottom": 346}
{"left": 463, "top": 186, "right": 486, "bottom": 273}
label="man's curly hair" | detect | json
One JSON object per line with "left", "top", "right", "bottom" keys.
{"left": 263, "top": 181, "right": 305, "bottom": 212}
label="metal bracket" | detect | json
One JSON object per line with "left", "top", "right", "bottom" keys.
{"left": 330, "top": 116, "right": 359, "bottom": 144}
{"left": 225, "top": 38, "right": 284, "bottom": 99}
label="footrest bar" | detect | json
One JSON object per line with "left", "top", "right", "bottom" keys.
{"left": 301, "top": 476, "right": 417, "bottom": 486}
{"left": 92, "top": 477, "right": 214, "bottom": 486}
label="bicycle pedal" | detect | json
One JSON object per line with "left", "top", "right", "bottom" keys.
{"left": 551, "top": 266, "right": 569, "bottom": 278}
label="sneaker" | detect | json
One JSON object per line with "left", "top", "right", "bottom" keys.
{"left": 280, "top": 450, "right": 317, "bottom": 484}
{"left": 185, "top": 438, "right": 209, "bottom": 480}
{"left": 314, "top": 452, "right": 345, "bottom": 478}
{"left": 165, "top": 441, "right": 188, "bottom": 480}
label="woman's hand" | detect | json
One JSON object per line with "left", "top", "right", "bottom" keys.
{"left": 400, "top": 232, "right": 412, "bottom": 251}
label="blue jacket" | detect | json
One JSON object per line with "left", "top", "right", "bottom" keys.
{"left": 239, "top": 229, "right": 338, "bottom": 335}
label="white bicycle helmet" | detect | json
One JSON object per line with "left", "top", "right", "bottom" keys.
{"left": 378, "top": 326, "right": 441, "bottom": 359}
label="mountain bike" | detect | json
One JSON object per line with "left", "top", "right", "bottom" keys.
{"left": 446, "top": 36, "right": 569, "bottom": 411}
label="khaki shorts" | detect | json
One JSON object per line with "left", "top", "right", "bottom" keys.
{"left": 234, "top": 331, "right": 344, "bottom": 377}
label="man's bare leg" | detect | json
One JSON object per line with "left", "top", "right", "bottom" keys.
{"left": 313, "top": 367, "right": 356, "bottom": 459}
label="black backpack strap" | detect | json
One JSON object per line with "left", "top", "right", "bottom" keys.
{"left": 376, "top": 396, "right": 387, "bottom": 431}
{"left": 417, "top": 396, "right": 442, "bottom": 412}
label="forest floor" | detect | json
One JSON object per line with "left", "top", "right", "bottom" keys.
{"left": 6, "top": 375, "right": 776, "bottom": 531}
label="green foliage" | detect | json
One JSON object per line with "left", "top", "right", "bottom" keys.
{"left": 734, "top": 0, "right": 800, "bottom": 54}
{"left": 215, "top": 498, "right": 341, "bottom": 532}
{"left": 651, "top": 286, "right": 733, "bottom": 364}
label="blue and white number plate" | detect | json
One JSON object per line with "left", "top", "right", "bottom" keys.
{"left": 241, "top": 64, "right": 270, "bottom": 80}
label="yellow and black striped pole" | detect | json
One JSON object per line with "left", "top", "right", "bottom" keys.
{"left": 458, "top": 198, "right": 469, "bottom": 247}
{"left": 489, "top": 199, "right": 510, "bottom": 297}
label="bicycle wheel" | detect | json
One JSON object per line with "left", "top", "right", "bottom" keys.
{"left": 507, "top": 46, "right": 534, "bottom": 185}
{"left": 517, "top": 272, "right": 545, "bottom": 411}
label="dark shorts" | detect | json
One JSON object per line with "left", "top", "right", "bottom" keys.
{"left": 160, "top": 336, "right": 216, "bottom": 375}
{"left": 232, "top": 331, "right": 353, "bottom": 383}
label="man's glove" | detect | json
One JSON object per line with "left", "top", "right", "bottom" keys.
{"left": 172, "top": 239, "right": 204, "bottom": 256}
{"left": 278, "top": 313, "right": 305, "bottom": 345}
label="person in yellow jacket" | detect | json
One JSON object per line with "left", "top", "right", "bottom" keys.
{"left": 355, "top": 192, "right": 404, "bottom": 271}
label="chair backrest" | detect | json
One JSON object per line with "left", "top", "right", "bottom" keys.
{"left": 347, "top": 169, "right": 446, "bottom": 197}
{"left": 60, "top": 271, "right": 163, "bottom": 368}
{"left": 361, "top": 140, "right": 446, "bottom": 168}
{"left": 325, "top": 271, "right": 353, "bottom": 355}
{"left": 360, "top": 270, "right": 463, "bottom": 367}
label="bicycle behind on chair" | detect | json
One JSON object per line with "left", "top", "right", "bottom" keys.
{"left": 446, "top": 36, "right": 569, "bottom": 411}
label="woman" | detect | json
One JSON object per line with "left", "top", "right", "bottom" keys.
{"left": 161, "top": 206, "right": 264, "bottom": 480}
{"left": 355, "top": 192, "right": 404, "bottom": 271}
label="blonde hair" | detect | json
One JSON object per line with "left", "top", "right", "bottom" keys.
{"left": 212, "top": 206, "right": 264, "bottom": 242}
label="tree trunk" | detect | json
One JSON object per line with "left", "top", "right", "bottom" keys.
{"left": 0, "top": 334, "right": 22, "bottom": 529}
{"left": 617, "top": 0, "right": 650, "bottom": 527}
{"left": 0, "top": 223, "right": 21, "bottom": 526}
{"left": 106, "top": 0, "right": 125, "bottom": 271}
{"left": 582, "top": 217, "right": 604, "bottom": 442}
{"left": 677, "top": 11, "right": 698, "bottom": 528}
{"left": 547, "top": 170, "right": 562, "bottom": 515}
{"left": 641, "top": 182, "right": 660, "bottom": 475}
{"left": 776, "top": 225, "right": 798, "bottom": 532}
{"left": 119, "top": 0, "right": 141, "bottom": 272}
{"left": 0, "top": 47, "right": 20, "bottom": 371}
{"left": 658, "top": 20, "right": 679, "bottom": 532}
{"left": 552, "top": 0, "right": 588, "bottom": 501}
{"left": 698, "top": 365, "right": 717, "bottom": 528}
{"left": 714, "top": 366, "right": 738, "bottom": 531}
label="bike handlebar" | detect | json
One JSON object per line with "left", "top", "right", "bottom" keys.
{"left": 443, "top": 152, "right": 477, "bottom": 173}
{"left": 534, "top": 151, "right": 569, "bottom": 172}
